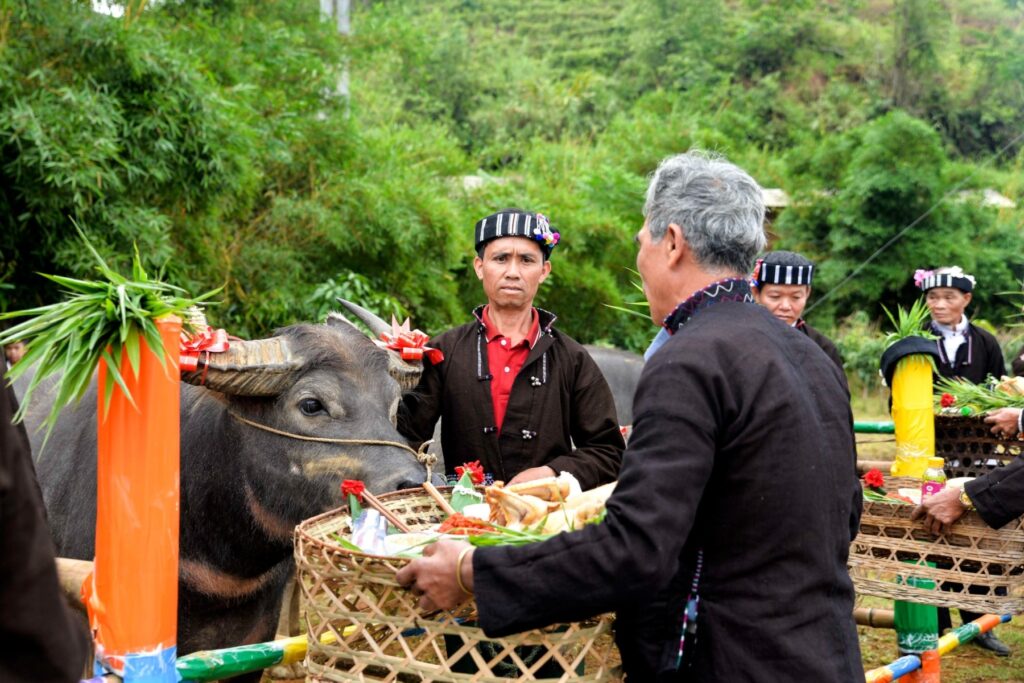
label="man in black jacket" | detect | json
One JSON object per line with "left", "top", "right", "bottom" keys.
{"left": 398, "top": 208, "right": 624, "bottom": 490}
{"left": 397, "top": 208, "right": 625, "bottom": 677}
{"left": 915, "top": 265, "right": 1010, "bottom": 653}
{"left": 1, "top": 381, "right": 90, "bottom": 682}
{"left": 917, "top": 266, "right": 1005, "bottom": 384}
{"left": 397, "top": 151, "right": 863, "bottom": 681}
{"left": 750, "top": 250, "right": 843, "bottom": 369}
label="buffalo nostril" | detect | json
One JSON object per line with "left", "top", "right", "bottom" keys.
{"left": 396, "top": 479, "right": 426, "bottom": 491}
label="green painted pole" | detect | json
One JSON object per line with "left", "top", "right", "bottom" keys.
{"left": 176, "top": 636, "right": 300, "bottom": 682}
{"left": 854, "top": 420, "right": 895, "bottom": 434}
{"left": 175, "top": 630, "right": 344, "bottom": 682}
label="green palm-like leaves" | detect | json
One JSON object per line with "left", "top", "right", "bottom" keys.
{"left": 881, "top": 298, "right": 938, "bottom": 348}
{"left": 0, "top": 227, "right": 218, "bottom": 446}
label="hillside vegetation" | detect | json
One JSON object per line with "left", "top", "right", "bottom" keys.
{"left": 1, "top": 0, "right": 1022, "bottom": 353}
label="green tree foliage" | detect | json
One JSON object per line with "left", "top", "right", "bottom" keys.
{"left": 1, "top": 0, "right": 470, "bottom": 338}
{"left": 0, "top": 0, "right": 250, "bottom": 301}
{"left": 778, "top": 111, "right": 1024, "bottom": 326}
{"left": 0, "top": 0, "right": 1022, "bottom": 354}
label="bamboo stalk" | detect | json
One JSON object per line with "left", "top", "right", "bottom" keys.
{"left": 857, "top": 460, "right": 893, "bottom": 475}
{"left": 422, "top": 481, "right": 456, "bottom": 516}
{"left": 853, "top": 607, "right": 895, "bottom": 629}
{"left": 361, "top": 491, "right": 413, "bottom": 533}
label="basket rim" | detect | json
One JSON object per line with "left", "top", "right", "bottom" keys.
{"left": 295, "top": 485, "right": 459, "bottom": 563}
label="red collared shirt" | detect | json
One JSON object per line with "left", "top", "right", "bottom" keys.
{"left": 481, "top": 305, "right": 541, "bottom": 433}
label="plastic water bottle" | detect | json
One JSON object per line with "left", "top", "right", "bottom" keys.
{"left": 921, "top": 457, "right": 947, "bottom": 501}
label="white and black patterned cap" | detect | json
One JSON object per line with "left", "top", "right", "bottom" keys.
{"left": 915, "top": 266, "right": 975, "bottom": 293}
{"left": 474, "top": 209, "right": 560, "bottom": 258}
{"left": 752, "top": 251, "right": 814, "bottom": 287}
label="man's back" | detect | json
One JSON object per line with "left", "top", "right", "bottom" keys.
{"left": 473, "top": 301, "right": 863, "bottom": 681}
{"left": 626, "top": 301, "right": 862, "bottom": 680}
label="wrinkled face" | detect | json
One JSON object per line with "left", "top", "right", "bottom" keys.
{"left": 635, "top": 221, "right": 670, "bottom": 324}
{"left": 926, "top": 287, "right": 971, "bottom": 327}
{"left": 474, "top": 237, "right": 550, "bottom": 310}
{"left": 754, "top": 284, "right": 810, "bottom": 326}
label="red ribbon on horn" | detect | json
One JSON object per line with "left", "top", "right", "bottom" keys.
{"left": 379, "top": 317, "right": 444, "bottom": 364}
{"left": 179, "top": 327, "right": 231, "bottom": 373}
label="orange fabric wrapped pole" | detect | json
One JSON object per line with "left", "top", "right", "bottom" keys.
{"left": 87, "top": 316, "right": 180, "bottom": 681}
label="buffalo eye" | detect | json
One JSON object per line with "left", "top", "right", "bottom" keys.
{"left": 299, "top": 398, "right": 326, "bottom": 416}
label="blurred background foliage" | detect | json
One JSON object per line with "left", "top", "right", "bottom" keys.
{"left": 1, "top": 0, "right": 1023, "bottom": 353}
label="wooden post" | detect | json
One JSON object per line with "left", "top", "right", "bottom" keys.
{"left": 86, "top": 317, "right": 180, "bottom": 681}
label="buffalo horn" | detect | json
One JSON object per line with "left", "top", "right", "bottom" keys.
{"left": 333, "top": 298, "right": 424, "bottom": 391}
{"left": 181, "top": 337, "right": 303, "bottom": 397}
{"left": 335, "top": 297, "right": 391, "bottom": 338}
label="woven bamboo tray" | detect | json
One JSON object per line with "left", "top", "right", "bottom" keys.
{"left": 294, "top": 488, "right": 620, "bottom": 682}
{"left": 849, "top": 476, "right": 1024, "bottom": 613}
{"left": 935, "top": 414, "right": 1023, "bottom": 478}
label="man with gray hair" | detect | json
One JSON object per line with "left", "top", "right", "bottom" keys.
{"left": 397, "top": 151, "right": 863, "bottom": 681}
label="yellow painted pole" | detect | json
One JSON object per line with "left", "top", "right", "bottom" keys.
{"left": 890, "top": 354, "right": 934, "bottom": 478}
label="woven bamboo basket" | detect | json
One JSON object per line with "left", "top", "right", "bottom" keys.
{"left": 934, "top": 414, "right": 1023, "bottom": 478}
{"left": 849, "top": 476, "right": 1024, "bottom": 613}
{"left": 294, "top": 488, "right": 621, "bottom": 682}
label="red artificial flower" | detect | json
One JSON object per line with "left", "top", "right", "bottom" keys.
{"left": 940, "top": 393, "right": 956, "bottom": 408}
{"left": 341, "top": 479, "right": 366, "bottom": 501}
{"left": 379, "top": 317, "right": 444, "bottom": 363}
{"left": 862, "top": 469, "right": 885, "bottom": 489}
{"left": 455, "top": 460, "right": 485, "bottom": 485}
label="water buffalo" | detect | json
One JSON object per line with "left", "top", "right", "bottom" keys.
{"left": 582, "top": 344, "right": 644, "bottom": 426}
{"left": 20, "top": 314, "right": 433, "bottom": 677}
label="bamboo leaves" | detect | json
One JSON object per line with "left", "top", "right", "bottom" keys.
{"left": 882, "top": 298, "right": 937, "bottom": 348}
{"left": 0, "top": 227, "right": 218, "bottom": 445}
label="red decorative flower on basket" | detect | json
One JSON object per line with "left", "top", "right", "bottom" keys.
{"left": 341, "top": 479, "right": 366, "bottom": 502}
{"left": 862, "top": 468, "right": 886, "bottom": 494}
{"left": 455, "top": 460, "right": 485, "bottom": 485}
{"left": 940, "top": 393, "right": 956, "bottom": 408}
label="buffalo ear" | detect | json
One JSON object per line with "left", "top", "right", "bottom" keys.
{"left": 325, "top": 311, "right": 365, "bottom": 336}
{"left": 326, "top": 311, "right": 423, "bottom": 391}
{"left": 182, "top": 337, "right": 303, "bottom": 397}
{"left": 388, "top": 355, "right": 423, "bottom": 392}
